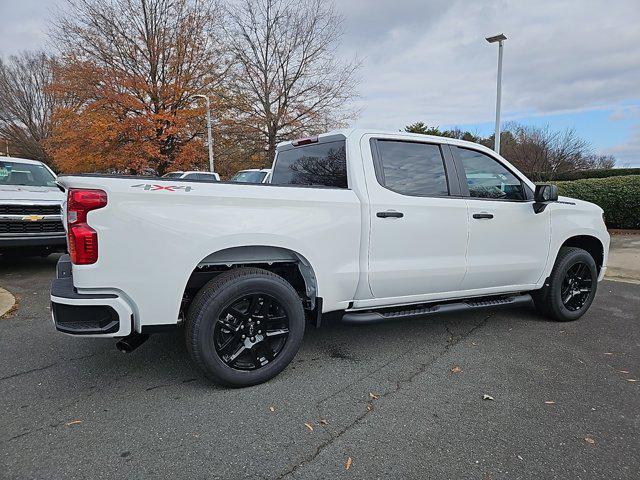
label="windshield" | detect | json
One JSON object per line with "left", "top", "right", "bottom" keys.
{"left": 231, "top": 170, "right": 267, "bottom": 183}
{"left": 162, "top": 172, "right": 184, "bottom": 179}
{"left": 0, "top": 160, "right": 57, "bottom": 187}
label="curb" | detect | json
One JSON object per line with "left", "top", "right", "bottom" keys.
{"left": 605, "top": 275, "right": 640, "bottom": 285}
{"left": 0, "top": 287, "right": 16, "bottom": 317}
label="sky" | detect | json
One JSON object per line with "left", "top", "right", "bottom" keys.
{"left": 1, "top": 0, "right": 639, "bottom": 166}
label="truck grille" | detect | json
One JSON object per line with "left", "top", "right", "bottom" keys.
{"left": 0, "top": 221, "right": 65, "bottom": 234}
{"left": 0, "top": 204, "right": 61, "bottom": 215}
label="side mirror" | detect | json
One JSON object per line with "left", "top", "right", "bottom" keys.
{"left": 535, "top": 184, "right": 558, "bottom": 203}
{"left": 533, "top": 184, "right": 558, "bottom": 213}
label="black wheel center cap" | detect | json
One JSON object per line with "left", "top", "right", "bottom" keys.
{"left": 247, "top": 321, "right": 256, "bottom": 336}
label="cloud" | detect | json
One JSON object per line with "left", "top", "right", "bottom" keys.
{"left": 609, "top": 104, "right": 640, "bottom": 122}
{"left": 1, "top": 0, "right": 639, "bottom": 164}
{"left": 602, "top": 125, "right": 640, "bottom": 167}
{"left": 337, "top": 0, "right": 640, "bottom": 130}
{"left": 0, "top": 0, "right": 56, "bottom": 55}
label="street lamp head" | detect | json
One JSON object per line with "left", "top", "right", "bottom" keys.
{"left": 486, "top": 33, "right": 507, "bottom": 43}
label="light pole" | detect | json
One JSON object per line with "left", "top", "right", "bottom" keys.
{"left": 192, "top": 94, "right": 215, "bottom": 172}
{"left": 486, "top": 33, "right": 507, "bottom": 154}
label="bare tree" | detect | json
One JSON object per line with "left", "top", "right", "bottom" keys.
{"left": 223, "top": 0, "right": 360, "bottom": 163}
{"left": 51, "top": 0, "right": 227, "bottom": 174}
{"left": 0, "top": 52, "right": 58, "bottom": 162}
{"left": 500, "top": 123, "right": 616, "bottom": 179}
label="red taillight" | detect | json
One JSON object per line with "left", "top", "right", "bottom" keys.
{"left": 67, "top": 189, "right": 107, "bottom": 264}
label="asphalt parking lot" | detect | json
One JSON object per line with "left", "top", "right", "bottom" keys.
{"left": 1, "top": 254, "right": 638, "bottom": 480}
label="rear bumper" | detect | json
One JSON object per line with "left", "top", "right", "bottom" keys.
{"left": 50, "top": 255, "right": 133, "bottom": 337}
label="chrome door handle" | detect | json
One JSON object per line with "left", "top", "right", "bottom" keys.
{"left": 377, "top": 210, "right": 404, "bottom": 218}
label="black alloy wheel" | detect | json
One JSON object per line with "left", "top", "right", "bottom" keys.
{"left": 186, "top": 267, "right": 305, "bottom": 387}
{"left": 532, "top": 246, "right": 598, "bottom": 322}
{"left": 214, "top": 293, "right": 290, "bottom": 370}
{"left": 560, "top": 262, "right": 594, "bottom": 311}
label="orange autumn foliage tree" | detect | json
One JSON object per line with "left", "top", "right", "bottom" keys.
{"left": 49, "top": 61, "right": 206, "bottom": 174}
{"left": 47, "top": 0, "right": 226, "bottom": 175}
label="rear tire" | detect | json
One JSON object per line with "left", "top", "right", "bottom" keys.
{"left": 185, "top": 267, "right": 305, "bottom": 387}
{"left": 533, "top": 247, "right": 598, "bottom": 322}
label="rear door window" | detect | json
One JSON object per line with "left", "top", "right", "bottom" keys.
{"left": 272, "top": 141, "right": 347, "bottom": 188}
{"left": 374, "top": 140, "right": 449, "bottom": 196}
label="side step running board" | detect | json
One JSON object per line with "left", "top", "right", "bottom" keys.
{"left": 341, "top": 294, "right": 533, "bottom": 325}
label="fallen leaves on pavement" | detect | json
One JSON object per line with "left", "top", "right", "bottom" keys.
{"left": 345, "top": 457, "right": 353, "bottom": 470}
{"left": 544, "top": 401, "right": 556, "bottom": 405}
{"left": 268, "top": 405, "right": 275, "bottom": 412}
{"left": 451, "top": 366, "right": 462, "bottom": 374}
{"left": 482, "top": 394, "right": 494, "bottom": 401}
{"left": 304, "top": 423, "right": 314, "bottom": 432}
{"left": 584, "top": 436, "right": 595, "bottom": 445}
{"left": 369, "top": 392, "right": 379, "bottom": 400}
{"left": 65, "top": 420, "right": 81, "bottom": 427}
{"left": 318, "top": 419, "right": 328, "bottom": 426}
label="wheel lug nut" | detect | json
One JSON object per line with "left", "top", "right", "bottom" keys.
{"left": 257, "top": 320, "right": 260, "bottom": 325}
{"left": 251, "top": 337, "right": 255, "bottom": 342}
{"left": 242, "top": 335, "right": 246, "bottom": 339}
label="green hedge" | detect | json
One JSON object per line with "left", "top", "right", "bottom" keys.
{"left": 552, "top": 175, "right": 640, "bottom": 229}
{"left": 531, "top": 168, "right": 640, "bottom": 181}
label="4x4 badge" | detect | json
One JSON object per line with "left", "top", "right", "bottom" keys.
{"left": 131, "top": 184, "right": 193, "bottom": 192}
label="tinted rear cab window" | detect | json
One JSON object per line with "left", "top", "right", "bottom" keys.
{"left": 375, "top": 140, "right": 449, "bottom": 196}
{"left": 272, "top": 140, "right": 347, "bottom": 188}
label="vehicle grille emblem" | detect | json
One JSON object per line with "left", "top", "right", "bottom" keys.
{"left": 22, "top": 215, "right": 45, "bottom": 222}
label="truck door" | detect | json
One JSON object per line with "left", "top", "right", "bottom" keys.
{"left": 365, "top": 137, "right": 469, "bottom": 299}
{"left": 452, "top": 146, "right": 550, "bottom": 290}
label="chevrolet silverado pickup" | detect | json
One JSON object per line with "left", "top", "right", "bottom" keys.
{"left": 1, "top": 157, "right": 66, "bottom": 255}
{"left": 50, "top": 129, "right": 609, "bottom": 387}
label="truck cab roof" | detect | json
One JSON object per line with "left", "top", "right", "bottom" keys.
{"left": 278, "top": 128, "right": 504, "bottom": 153}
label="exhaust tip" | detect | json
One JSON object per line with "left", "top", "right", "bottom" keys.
{"left": 115, "top": 333, "right": 149, "bottom": 353}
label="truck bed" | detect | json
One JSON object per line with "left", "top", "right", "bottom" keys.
{"left": 56, "top": 175, "right": 363, "bottom": 329}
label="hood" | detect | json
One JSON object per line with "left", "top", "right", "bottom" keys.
{"left": 558, "top": 195, "right": 603, "bottom": 213}
{"left": 0, "top": 185, "right": 65, "bottom": 203}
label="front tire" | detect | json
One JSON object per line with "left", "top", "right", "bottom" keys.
{"left": 185, "top": 267, "right": 305, "bottom": 387}
{"left": 533, "top": 246, "right": 598, "bottom": 322}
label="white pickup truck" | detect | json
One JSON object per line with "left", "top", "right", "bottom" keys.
{"left": 1, "top": 157, "right": 66, "bottom": 255}
{"left": 50, "top": 129, "right": 609, "bottom": 387}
